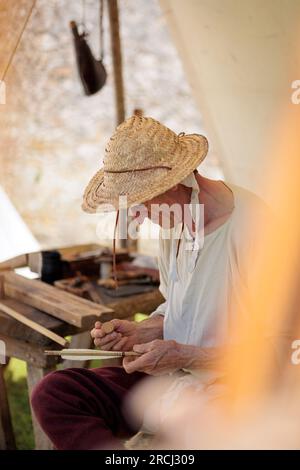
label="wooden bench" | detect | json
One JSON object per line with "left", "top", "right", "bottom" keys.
{"left": 0, "top": 300, "right": 80, "bottom": 450}
{"left": 0, "top": 273, "right": 163, "bottom": 450}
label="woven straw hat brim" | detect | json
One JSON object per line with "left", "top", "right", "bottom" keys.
{"left": 82, "top": 133, "right": 208, "bottom": 213}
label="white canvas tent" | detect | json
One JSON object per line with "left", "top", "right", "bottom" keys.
{"left": 0, "top": 186, "right": 39, "bottom": 262}
{"left": 160, "top": 0, "right": 300, "bottom": 201}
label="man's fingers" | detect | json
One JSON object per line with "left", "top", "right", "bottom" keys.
{"left": 99, "top": 338, "right": 119, "bottom": 351}
{"left": 112, "top": 337, "right": 128, "bottom": 351}
{"left": 94, "top": 336, "right": 119, "bottom": 350}
{"left": 111, "top": 319, "right": 129, "bottom": 333}
{"left": 91, "top": 328, "right": 98, "bottom": 339}
{"left": 91, "top": 328, "right": 106, "bottom": 339}
{"left": 123, "top": 356, "right": 139, "bottom": 374}
{"left": 123, "top": 355, "right": 148, "bottom": 374}
{"left": 91, "top": 328, "right": 118, "bottom": 340}
{"left": 94, "top": 331, "right": 121, "bottom": 347}
{"left": 133, "top": 342, "right": 153, "bottom": 354}
{"left": 95, "top": 321, "right": 102, "bottom": 329}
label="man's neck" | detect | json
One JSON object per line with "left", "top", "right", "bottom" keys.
{"left": 193, "top": 174, "right": 235, "bottom": 235}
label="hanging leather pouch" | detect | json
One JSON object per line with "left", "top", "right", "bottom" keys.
{"left": 70, "top": 20, "right": 107, "bottom": 95}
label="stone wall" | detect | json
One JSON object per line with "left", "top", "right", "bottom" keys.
{"left": 0, "top": 0, "right": 222, "bottom": 254}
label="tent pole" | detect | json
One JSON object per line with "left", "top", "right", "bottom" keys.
{"left": 107, "top": 0, "right": 127, "bottom": 249}
{"left": 107, "top": 0, "right": 125, "bottom": 126}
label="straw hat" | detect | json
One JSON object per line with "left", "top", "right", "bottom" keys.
{"left": 82, "top": 115, "right": 208, "bottom": 213}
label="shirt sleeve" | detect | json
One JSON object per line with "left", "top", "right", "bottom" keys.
{"left": 150, "top": 229, "right": 170, "bottom": 317}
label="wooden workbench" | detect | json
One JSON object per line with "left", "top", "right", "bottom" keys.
{"left": 0, "top": 263, "right": 163, "bottom": 450}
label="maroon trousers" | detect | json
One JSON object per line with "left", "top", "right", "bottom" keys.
{"left": 31, "top": 366, "right": 146, "bottom": 450}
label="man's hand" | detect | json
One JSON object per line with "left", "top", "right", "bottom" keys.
{"left": 90, "top": 315, "right": 164, "bottom": 352}
{"left": 91, "top": 319, "right": 139, "bottom": 351}
{"left": 123, "top": 339, "right": 183, "bottom": 376}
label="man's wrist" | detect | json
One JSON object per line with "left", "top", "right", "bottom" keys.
{"left": 136, "top": 315, "right": 164, "bottom": 342}
{"left": 177, "top": 344, "right": 222, "bottom": 371}
{"left": 177, "top": 343, "right": 199, "bottom": 370}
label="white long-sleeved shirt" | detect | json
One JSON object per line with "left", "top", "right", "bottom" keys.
{"left": 151, "top": 182, "right": 273, "bottom": 350}
{"left": 143, "top": 183, "right": 285, "bottom": 432}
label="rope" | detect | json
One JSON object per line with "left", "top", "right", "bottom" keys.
{"left": 0, "top": 0, "right": 37, "bottom": 84}
{"left": 112, "top": 209, "right": 120, "bottom": 289}
{"left": 99, "top": 0, "right": 105, "bottom": 60}
{"left": 81, "top": 0, "right": 86, "bottom": 30}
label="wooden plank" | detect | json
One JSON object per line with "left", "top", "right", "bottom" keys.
{"left": 0, "top": 254, "right": 28, "bottom": 272}
{"left": 0, "top": 299, "right": 78, "bottom": 346}
{"left": 0, "top": 365, "right": 16, "bottom": 450}
{"left": 58, "top": 243, "right": 103, "bottom": 259}
{"left": 0, "top": 244, "right": 106, "bottom": 273}
{"left": 0, "top": 334, "right": 58, "bottom": 368}
{"left": 27, "top": 364, "right": 55, "bottom": 450}
{"left": 2, "top": 271, "right": 113, "bottom": 328}
{"left": 0, "top": 301, "right": 68, "bottom": 347}
{"left": 0, "top": 244, "right": 105, "bottom": 273}
{"left": 107, "top": 288, "right": 164, "bottom": 319}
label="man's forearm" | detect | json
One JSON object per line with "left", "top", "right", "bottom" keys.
{"left": 136, "top": 315, "right": 164, "bottom": 343}
{"left": 179, "top": 343, "right": 224, "bottom": 371}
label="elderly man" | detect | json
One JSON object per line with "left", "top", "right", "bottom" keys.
{"left": 31, "top": 116, "right": 269, "bottom": 449}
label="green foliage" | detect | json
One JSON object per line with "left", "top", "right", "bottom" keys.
{"left": 4, "top": 359, "right": 34, "bottom": 450}
{"left": 134, "top": 313, "right": 148, "bottom": 322}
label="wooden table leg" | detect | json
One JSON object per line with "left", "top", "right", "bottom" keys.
{"left": 62, "top": 331, "right": 93, "bottom": 369}
{"left": 0, "top": 365, "right": 16, "bottom": 449}
{"left": 27, "top": 364, "right": 55, "bottom": 450}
